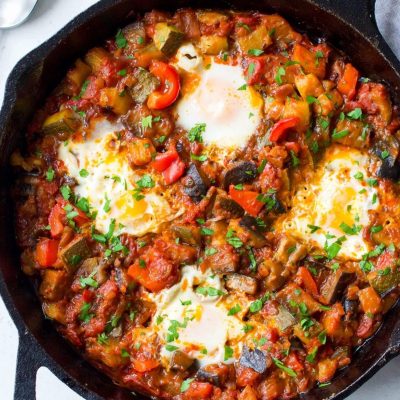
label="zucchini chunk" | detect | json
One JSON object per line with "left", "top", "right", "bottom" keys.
{"left": 42, "top": 109, "right": 81, "bottom": 135}
{"left": 99, "top": 87, "right": 133, "bottom": 115}
{"left": 153, "top": 23, "right": 185, "bottom": 56}
{"left": 60, "top": 236, "right": 91, "bottom": 269}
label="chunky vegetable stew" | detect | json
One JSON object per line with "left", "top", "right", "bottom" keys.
{"left": 12, "top": 8, "right": 400, "bottom": 400}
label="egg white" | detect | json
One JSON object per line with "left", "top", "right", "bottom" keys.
{"left": 58, "top": 118, "right": 182, "bottom": 237}
{"left": 275, "top": 145, "right": 379, "bottom": 260}
{"left": 149, "top": 265, "right": 249, "bottom": 368}
{"left": 174, "top": 49, "right": 264, "bottom": 161}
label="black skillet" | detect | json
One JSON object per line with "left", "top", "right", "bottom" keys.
{"left": 0, "top": 0, "right": 399, "bottom": 399}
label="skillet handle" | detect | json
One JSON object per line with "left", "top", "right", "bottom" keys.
{"left": 314, "top": 0, "right": 400, "bottom": 74}
{"left": 14, "top": 331, "right": 42, "bottom": 400}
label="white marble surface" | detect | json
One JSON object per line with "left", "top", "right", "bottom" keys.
{"left": 0, "top": 0, "right": 400, "bottom": 399}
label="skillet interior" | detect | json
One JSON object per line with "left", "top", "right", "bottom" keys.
{"left": 0, "top": 0, "right": 399, "bottom": 399}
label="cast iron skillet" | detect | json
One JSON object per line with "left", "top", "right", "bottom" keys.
{"left": 0, "top": 0, "right": 400, "bottom": 399}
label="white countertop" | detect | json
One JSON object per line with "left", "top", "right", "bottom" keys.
{"left": 1, "top": 0, "right": 400, "bottom": 399}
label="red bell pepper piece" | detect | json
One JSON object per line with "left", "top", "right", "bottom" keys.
{"left": 269, "top": 117, "right": 300, "bottom": 142}
{"left": 163, "top": 159, "right": 186, "bottom": 185}
{"left": 36, "top": 238, "right": 59, "bottom": 267}
{"left": 151, "top": 149, "right": 179, "bottom": 172}
{"left": 297, "top": 266, "right": 319, "bottom": 297}
{"left": 147, "top": 61, "right": 180, "bottom": 109}
{"left": 337, "top": 63, "right": 359, "bottom": 100}
{"left": 48, "top": 203, "right": 65, "bottom": 237}
{"left": 245, "top": 56, "right": 267, "bottom": 85}
{"left": 229, "top": 185, "right": 264, "bottom": 217}
{"left": 151, "top": 147, "right": 185, "bottom": 184}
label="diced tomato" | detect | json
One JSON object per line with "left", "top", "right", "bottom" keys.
{"left": 163, "top": 159, "right": 186, "bottom": 185}
{"left": 376, "top": 250, "right": 397, "bottom": 270}
{"left": 35, "top": 238, "right": 59, "bottom": 267}
{"left": 132, "top": 357, "right": 160, "bottom": 372}
{"left": 286, "top": 352, "right": 304, "bottom": 372}
{"left": 183, "top": 381, "right": 213, "bottom": 399}
{"left": 358, "top": 287, "right": 382, "bottom": 315}
{"left": 151, "top": 149, "right": 179, "bottom": 172}
{"left": 285, "top": 142, "right": 301, "bottom": 154}
{"left": 82, "top": 289, "right": 94, "bottom": 303}
{"left": 127, "top": 250, "right": 177, "bottom": 292}
{"left": 245, "top": 57, "right": 267, "bottom": 85}
{"left": 269, "top": 117, "right": 300, "bottom": 142}
{"left": 297, "top": 267, "right": 319, "bottom": 297}
{"left": 356, "top": 313, "right": 374, "bottom": 338}
{"left": 48, "top": 203, "right": 65, "bottom": 237}
{"left": 236, "top": 364, "right": 260, "bottom": 387}
{"left": 147, "top": 61, "right": 180, "bottom": 109}
{"left": 229, "top": 185, "right": 264, "bottom": 217}
{"left": 337, "top": 63, "right": 359, "bottom": 100}
{"left": 322, "top": 303, "right": 344, "bottom": 336}
{"left": 55, "top": 198, "right": 90, "bottom": 227}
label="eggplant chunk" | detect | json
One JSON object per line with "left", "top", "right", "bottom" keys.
{"left": 373, "top": 137, "right": 400, "bottom": 180}
{"left": 210, "top": 189, "right": 244, "bottom": 219}
{"left": 60, "top": 236, "right": 91, "bottom": 269}
{"left": 170, "top": 351, "right": 195, "bottom": 371}
{"left": 320, "top": 270, "right": 356, "bottom": 304}
{"left": 273, "top": 305, "right": 296, "bottom": 332}
{"left": 343, "top": 298, "right": 358, "bottom": 319}
{"left": 172, "top": 224, "right": 201, "bottom": 245}
{"left": 223, "top": 162, "right": 258, "bottom": 190}
{"left": 196, "top": 364, "right": 229, "bottom": 387}
{"left": 238, "top": 216, "right": 267, "bottom": 248}
{"left": 239, "top": 346, "right": 271, "bottom": 374}
{"left": 183, "top": 163, "right": 210, "bottom": 202}
{"left": 129, "top": 68, "right": 159, "bottom": 104}
{"left": 40, "top": 270, "right": 68, "bottom": 301}
{"left": 225, "top": 273, "right": 257, "bottom": 295}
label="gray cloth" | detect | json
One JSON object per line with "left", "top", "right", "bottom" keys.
{"left": 376, "top": 0, "right": 400, "bottom": 59}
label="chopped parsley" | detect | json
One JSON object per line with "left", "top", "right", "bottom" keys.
{"left": 248, "top": 48, "right": 264, "bottom": 56}
{"left": 141, "top": 115, "right": 153, "bottom": 128}
{"left": 224, "top": 345, "right": 234, "bottom": 361}
{"left": 115, "top": 29, "right": 127, "bottom": 48}
{"left": 226, "top": 229, "right": 243, "bottom": 248}
{"left": 180, "top": 378, "right": 194, "bottom": 393}
{"left": 196, "top": 286, "right": 225, "bottom": 297}
{"left": 60, "top": 185, "right": 72, "bottom": 200}
{"left": 347, "top": 107, "right": 363, "bottom": 120}
{"left": 307, "top": 224, "right": 321, "bottom": 233}
{"left": 227, "top": 304, "right": 242, "bottom": 316}
{"left": 79, "top": 302, "right": 93, "bottom": 323}
{"left": 188, "top": 123, "right": 206, "bottom": 142}
{"left": 339, "top": 222, "right": 361, "bottom": 235}
{"left": 205, "top": 247, "right": 218, "bottom": 256}
{"left": 380, "top": 150, "right": 390, "bottom": 160}
{"left": 325, "top": 236, "right": 346, "bottom": 259}
{"left": 272, "top": 357, "right": 297, "bottom": 377}
{"left": 201, "top": 227, "right": 214, "bottom": 236}
{"left": 247, "top": 62, "right": 256, "bottom": 78}
{"left": 79, "top": 168, "right": 89, "bottom": 178}
{"left": 46, "top": 167, "right": 55, "bottom": 182}
{"left": 332, "top": 129, "right": 350, "bottom": 140}
{"left": 370, "top": 225, "right": 383, "bottom": 233}
{"left": 103, "top": 194, "right": 111, "bottom": 212}
{"left": 275, "top": 66, "right": 286, "bottom": 85}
